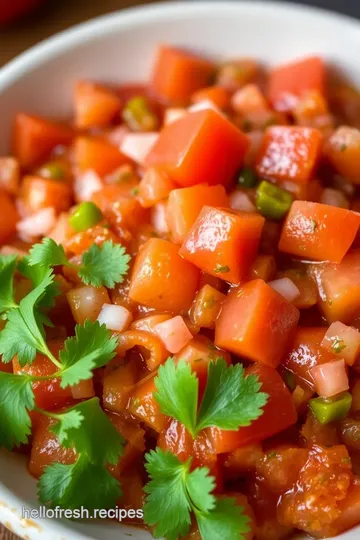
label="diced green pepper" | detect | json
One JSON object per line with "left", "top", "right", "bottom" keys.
{"left": 256, "top": 180, "right": 293, "bottom": 220}
{"left": 309, "top": 392, "right": 352, "bottom": 424}
{"left": 69, "top": 202, "right": 103, "bottom": 232}
{"left": 39, "top": 163, "right": 65, "bottom": 180}
{"left": 122, "top": 96, "right": 159, "bottom": 132}
{"left": 238, "top": 167, "right": 257, "bottom": 188}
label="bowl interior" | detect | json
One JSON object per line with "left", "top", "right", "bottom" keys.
{"left": 1, "top": 1, "right": 360, "bottom": 539}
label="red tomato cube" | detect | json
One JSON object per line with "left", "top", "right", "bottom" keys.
{"left": 144, "top": 109, "right": 249, "bottom": 188}
{"left": 256, "top": 126, "right": 323, "bottom": 184}
{"left": 279, "top": 201, "right": 360, "bottom": 263}
{"left": 215, "top": 279, "right": 299, "bottom": 367}
{"left": 180, "top": 206, "right": 264, "bottom": 284}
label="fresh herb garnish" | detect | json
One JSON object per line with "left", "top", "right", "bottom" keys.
{"left": 214, "top": 264, "right": 230, "bottom": 274}
{"left": 331, "top": 337, "right": 347, "bottom": 354}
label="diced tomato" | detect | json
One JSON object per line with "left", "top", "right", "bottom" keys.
{"left": 20, "top": 175, "right": 72, "bottom": 215}
{"left": 256, "top": 126, "right": 323, "bottom": 184}
{"left": 309, "top": 249, "right": 360, "bottom": 323}
{"left": 13, "top": 341, "right": 72, "bottom": 411}
{"left": 106, "top": 412, "right": 146, "bottom": 478}
{"left": 301, "top": 411, "right": 340, "bottom": 448}
{"left": 321, "top": 321, "right": 360, "bottom": 366}
{"left": 129, "top": 238, "right": 200, "bottom": 313}
{"left": 311, "top": 358, "right": 349, "bottom": 398}
{"left": 65, "top": 224, "right": 120, "bottom": 256}
{"left": 277, "top": 445, "right": 353, "bottom": 536}
{"left": 150, "top": 45, "right": 215, "bottom": 105}
{"left": 0, "top": 191, "right": 19, "bottom": 244}
{"left": 223, "top": 444, "right": 264, "bottom": 477}
{"left": 154, "top": 315, "right": 193, "bottom": 354}
{"left": 74, "top": 81, "right": 121, "bottom": 128}
{"left": 103, "top": 361, "right": 139, "bottom": 413}
{"left": 138, "top": 167, "right": 176, "bottom": 208}
{"left": 130, "top": 313, "right": 171, "bottom": 334}
{"left": 190, "top": 284, "right": 226, "bottom": 329}
{"left": 268, "top": 56, "right": 325, "bottom": 112}
{"left": 116, "top": 330, "right": 168, "bottom": 372}
{"left": 0, "top": 361, "right": 12, "bottom": 373}
{"left": 283, "top": 327, "right": 335, "bottom": 389}
{"left": 191, "top": 85, "right": 230, "bottom": 110}
{"left": 0, "top": 157, "right": 20, "bottom": 195}
{"left": 180, "top": 207, "right": 264, "bottom": 284}
{"left": 326, "top": 126, "right": 360, "bottom": 183}
{"left": 127, "top": 372, "right": 167, "bottom": 432}
{"left": 279, "top": 201, "right": 360, "bottom": 262}
{"left": 257, "top": 446, "right": 309, "bottom": 494}
{"left": 12, "top": 113, "right": 74, "bottom": 169}
{"left": 74, "top": 136, "right": 131, "bottom": 176}
{"left": 318, "top": 478, "right": 360, "bottom": 538}
{"left": 215, "top": 280, "right": 299, "bottom": 367}
{"left": 231, "top": 84, "right": 268, "bottom": 114}
{"left": 248, "top": 254, "right": 276, "bottom": 282}
{"left": 167, "top": 184, "right": 229, "bottom": 244}
{"left": 216, "top": 58, "right": 258, "bottom": 91}
{"left": 158, "top": 418, "right": 223, "bottom": 491}
{"left": 144, "top": 109, "right": 249, "bottom": 187}
{"left": 207, "top": 364, "right": 297, "bottom": 453}
{"left": 173, "top": 336, "right": 231, "bottom": 396}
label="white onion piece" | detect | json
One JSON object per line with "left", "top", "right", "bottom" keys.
{"left": 151, "top": 202, "right": 168, "bottom": 234}
{"left": 188, "top": 100, "right": 221, "bottom": 114}
{"left": 229, "top": 190, "right": 256, "bottom": 213}
{"left": 107, "top": 124, "right": 130, "bottom": 146}
{"left": 0, "top": 245, "right": 27, "bottom": 257}
{"left": 311, "top": 359, "right": 349, "bottom": 398}
{"left": 74, "top": 170, "right": 103, "bottom": 203}
{"left": 320, "top": 188, "right": 349, "bottom": 209}
{"left": 268, "top": 278, "right": 300, "bottom": 303}
{"left": 97, "top": 303, "right": 133, "bottom": 332}
{"left": 120, "top": 132, "right": 159, "bottom": 164}
{"left": 164, "top": 108, "right": 187, "bottom": 125}
{"left": 16, "top": 207, "right": 56, "bottom": 241}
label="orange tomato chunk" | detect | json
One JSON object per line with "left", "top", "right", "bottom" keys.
{"left": 20, "top": 175, "right": 72, "bottom": 215}
{"left": 208, "top": 364, "right": 297, "bottom": 453}
{"left": 0, "top": 191, "right": 18, "bottom": 244}
{"left": 268, "top": 56, "right": 325, "bottom": 112}
{"left": 150, "top": 45, "right": 215, "bottom": 105}
{"left": 215, "top": 279, "right": 299, "bottom": 367}
{"left": 127, "top": 372, "right": 167, "bottom": 432}
{"left": 74, "top": 136, "right": 131, "bottom": 176}
{"left": 74, "top": 81, "right": 121, "bottom": 129}
{"left": 129, "top": 238, "right": 200, "bottom": 313}
{"left": 167, "top": 184, "right": 229, "bottom": 244}
{"left": 326, "top": 126, "right": 360, "bottom": 183}
{"left": 256, "top": 126, "right": 323, "bottom": 184}
{"left": 180, "top": 206, "right": 264, "bottom": 284}
{"left": 279, "top": 201, "right": 360, "bottom": 262}
{"left": 144, "top": 109, "right": 249, "bottom": 188}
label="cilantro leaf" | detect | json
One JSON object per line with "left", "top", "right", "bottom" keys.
{"left": 144, "top": 449, "right": 193, "bottom": 540}
{"left": 0, "top": 255, "right": 17, "bottom": 315}
{"left": 78, "top": 241, "right": 130, "bottom": 288}
{"left": 17, "top": 257, "right": 59, "bottom": 309}
{"left": 154, "top": 358, "right": 198, "bottom": 438}
{"left": 58, "top": 320, "right": 118, "bottom": 388}
{"left": 0, "top": 372, "right": 34, "bottom": 449}
{"left": 38, "top": 456, "right": 121, "bottom": 511}
{"left": 195, "top": 498, "right": 250, "bottom": 540}
{"left": 29, "top": 238, "right": 68, "bottom": 268}
{"left": 38, "top": 398, "right": 124, "bottom": 511}
{"left": 196, "top": 358, "right": 268, "bottom": 432}
{"left": 0, "top": 269, "right": 57, "bottom": 366}
{"left": 144, "top": 448, "right": 246, "bottom": 540}
{"left": 50, "top": 398, "right": 124, "bottom": 465}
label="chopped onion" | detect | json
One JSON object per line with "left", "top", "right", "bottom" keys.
{"left": 0, "top": 157, "right": 19, "bottom": 194}
{"left": 268, "top": 278, "right": 300, "bottom": 303}
{"left": 229, "top": 190, "right": 256, "bottom": 212}
{"left": 321, "top": 321, "right": 360, "bottom": 366}
{"left": 48, "top": 212, "right": 71, "bottom": 245}
{"left": 74, "top": 170, "right": 103, "bottom": 203}
{"left": 320, "top": 188, "right": 349, "bottom": 209}
{"left": 0, "top": 245, "right": 27, "bottom": 257}
{"left": 131, "top": 313, "right": 171, "bottom": 334}
{"left": 120, "top": 132, "right": 159, "bottom": 164}
{"left": 151, "top": 202, "right": 169, "bottom": 234}
{"left": 107, "top": 124, "right": 130, "bottom": 146}
{"left": 97, "top": 303, "right": 133, "bottom": 332}
{"left": 67, "top": 285, "right": 110, "bottom": 325}
{"left": 16, "top": 207, "right": 56, "bottom": 242}
{"left": 155, "top": 315, "right": 193, "bottom": 354}
{"left": 164, "top": 108, "right": 187, "bottom": 125}
{"left": 310, "top": 359, "right": 349, "bottom": 398}
{"left": 71, "top": 379, "right": 95, "bottom": 399}
{"left": 188, "top": 100, "right": 221, "bottom": 114}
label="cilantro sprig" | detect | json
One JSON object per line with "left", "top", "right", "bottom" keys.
{"left": 154, "top": 357, "right": 268, "bottom": 438}
{"left": 144, "top": 449, "right": 250, "bottom": 540}
{"left": 29, "top": 238, "right": 131, "bottom": 288}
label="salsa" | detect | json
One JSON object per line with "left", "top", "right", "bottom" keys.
{"left": 1, "top": 45, "right": 360, "bottom": 539}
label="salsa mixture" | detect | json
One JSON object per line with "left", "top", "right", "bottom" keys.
{"left": 1, "top": 46, "right": 360, "bottom": 540}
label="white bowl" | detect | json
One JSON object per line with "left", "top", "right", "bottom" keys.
{"left": 1, "top": 1, "right": 360, "bottom": 539}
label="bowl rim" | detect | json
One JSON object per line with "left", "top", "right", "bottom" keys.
{"left": 1, "top": 1, "right": 360, "bottom": 539}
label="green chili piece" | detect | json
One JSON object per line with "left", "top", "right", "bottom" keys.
{"left": 69, "top": 202, "right": 103, "bottom": 232}
{"left": 256, "top": 180, "right": 293, "bottom": 220}
{"left": 309, "top": 392, "right": 352, "bottom": 425}
{"left": 122, "top": 96, "right": 158, "bottom": 132}
{"left": 238, "top": 167, "right": 257, "bottom": 188}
